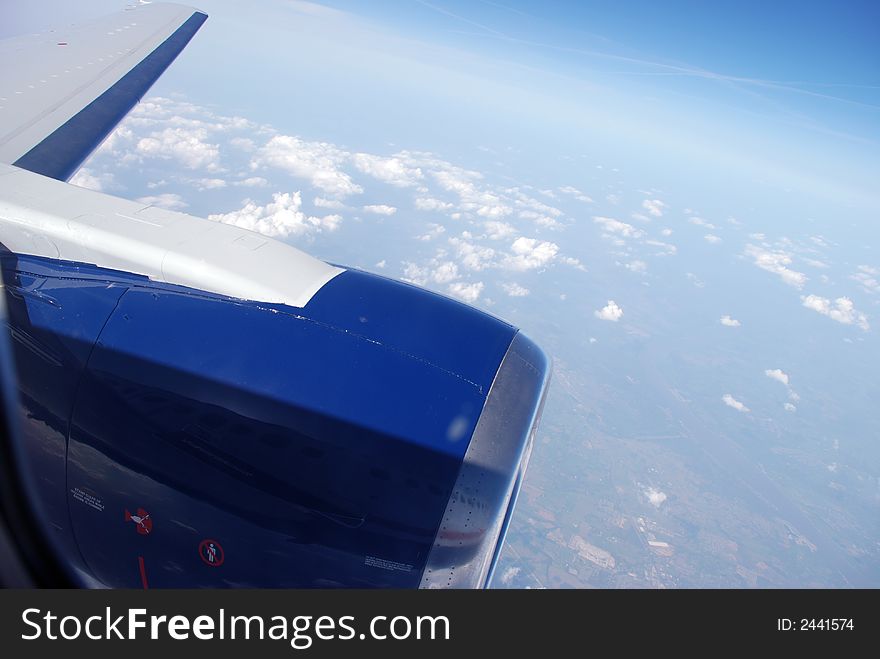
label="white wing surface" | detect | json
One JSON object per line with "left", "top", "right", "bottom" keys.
{"left": 0, "top": 3, "right": 206, "bottom": 180}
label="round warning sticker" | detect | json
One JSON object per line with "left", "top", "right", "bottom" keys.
{"left": 125, "top": 508, "right": 152, "bottom": 535}
{"left": 198, "top": 539, "right": 225, "bottom": 567}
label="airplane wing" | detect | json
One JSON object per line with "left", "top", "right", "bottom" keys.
{"left": 0, "top": 3, "right": 341, "bottom": 307}
{"left": 0, "top": 3, "right": 206, "bottom": 181}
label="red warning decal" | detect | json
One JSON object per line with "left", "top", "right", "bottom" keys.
{"left": 125, "top": 508, "right": 153, "bottom": 535}
{"left": 198, "top": 539, "right": 224, "bottom": 567}
{"left": 138, "top": 556, "right": 149, "bottom": 590}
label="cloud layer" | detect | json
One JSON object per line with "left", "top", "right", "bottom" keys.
{"left": 208, "top": 192, "right": 341, "bottom": 238}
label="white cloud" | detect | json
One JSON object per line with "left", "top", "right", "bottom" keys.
{"left": 192, "top": 177, "right": 227, "bottom": 190}
{"left": 448, "top": 235, "right": 496, "bottom": 270}
{"left": 503, "top": 237, "right": 558, "bottom": 271}
{"left": 402, "top": 262, "right": 429, "bottom": 285}
{"left": 511, "top": 190, "right": 563, "bottom": 220}
{"left": 375, "top": 260, "right": 386, "bottom": 269}
{"left": 784, "top": 403, "right": 797, "bottom": 413}
{"left": 501, "top": 282, "right": 530, "bottom": 297}
{"left": 851, "top": 265, "right": 880, "bottom": 294}
{"left": 351, "top": 152, "right": 423, "bottom": 187}
{"left": 70, "top": 167, "right": 113, "bottom": 191}
{"left": 92, "top": 97, "right": 256, "bottom": 172}
{"left": 557, "top": 185, "right": 593, "bottom": 203}
{"left": 561, "top": 256, "right": 586, "bottom": 270}
{"left": 720, "top": 315, "right": 741, "bottom": 327}
{"left": 704, "top": 234, "right": 722, "bottom": 244}
{"left": 644, "top": 487, "right": 667, "bottom": 507}
{"left": 418, "top": 223, "right": 446, "bottom": 241}
{"left": 642, "top": 199, "right": 666, "bottom": 217}
{"left": 431, "top": 261, "right": 460, "bottom": 284}
{"left": 722, "top": 394, "right": 749, "bottom": 413}
{"left": 484, "top": 220, "right": 516, "bottom": 240}
{"left": 745, "top": 244, "right": 807, "bottom": 288}
{"left": 686, "top": 272, "right": 705, "bottom": 288}
{"left": 414, "top": 197, "right": 453, "bottom": 212}
{"left": 801, "top": 294, "right": 869, "bottom": 330}
{"left": 363, "top": 204, "right": 397, "bottom": 216}
{"left": 517, "top": 210, "right": 560, "bottom": 228}
{"left": 646, "top": 239, "right": 677, "bottom": 255}
{"left": 476, "top": 204, "right": 513, "bottom": 219}
{"left": 593, "top": 216, "right": 645, "bottom": 239}
{"left": 625, "top": 260, "right": 647, "bottom": 274}
{"left": 229, "top": 137, "right": 256, "bottom": 152}
{"left": 689, "top": 216, "right": 716, "bottom": 229}
{"left": 661, "top": 228, "right": 673, "bottom": 236}
{"left": 208, "top": 191, "right": 341, "bottom": 238}
{"left": 765, "top": 368, "right": 790, "bottom": 386}
{"left": 430, "top": 166, "right": 512, "bottom": 219}
{"left": 136, "top": 193, "right": 188, "bottom": 210}
{"left": 595, "top": 300, "right": 623, "bottom": 322}
{"left": 802, "top": 257, "right": 829, "bottom": 269}
{"left": 234, "top": 176, "right": 268, "bottom": 187}
{"left": 136, "top": 126, "right": 220, "bottom": 170}
{"left": 314, "top": 196, "right": 345, "bottom": 209}
{"left": 499, "top": 566, "right": 521, "bottom": 585}
{"left": 448, "top": 281, "right": 484, "bottom": 303}
{"left": 252, "top": 135, "right": 362, "bottom": 197}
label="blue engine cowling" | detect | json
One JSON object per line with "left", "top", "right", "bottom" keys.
{"left": 2, "top": 252, "right": 549, "bottom": 588}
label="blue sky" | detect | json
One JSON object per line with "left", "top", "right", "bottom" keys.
{"left": 377, "top": 0, "right": 880, "bottom": 85}
{"left": 216, "top": 1, "right": 878, "bottom": 216}
{"left": 255, "top": 0, "right": 880, "bottom": 206}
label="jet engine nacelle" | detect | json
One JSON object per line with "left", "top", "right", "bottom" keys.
{"left": 3, "top": 252, "right": 548, "bottom": 588}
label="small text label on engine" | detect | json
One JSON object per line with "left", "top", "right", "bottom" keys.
{"left": 71, "top": 487, "right": 105, "bottom": 512}
{"left": 364, "top": 556, "right": 413, "bottom": 572}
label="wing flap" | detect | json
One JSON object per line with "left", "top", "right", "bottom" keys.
{"left": 0, "top": 163, "right": 343, "bottom": 307}
{"left": 0, "top": 3, "right": 206, "bottom": 181}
